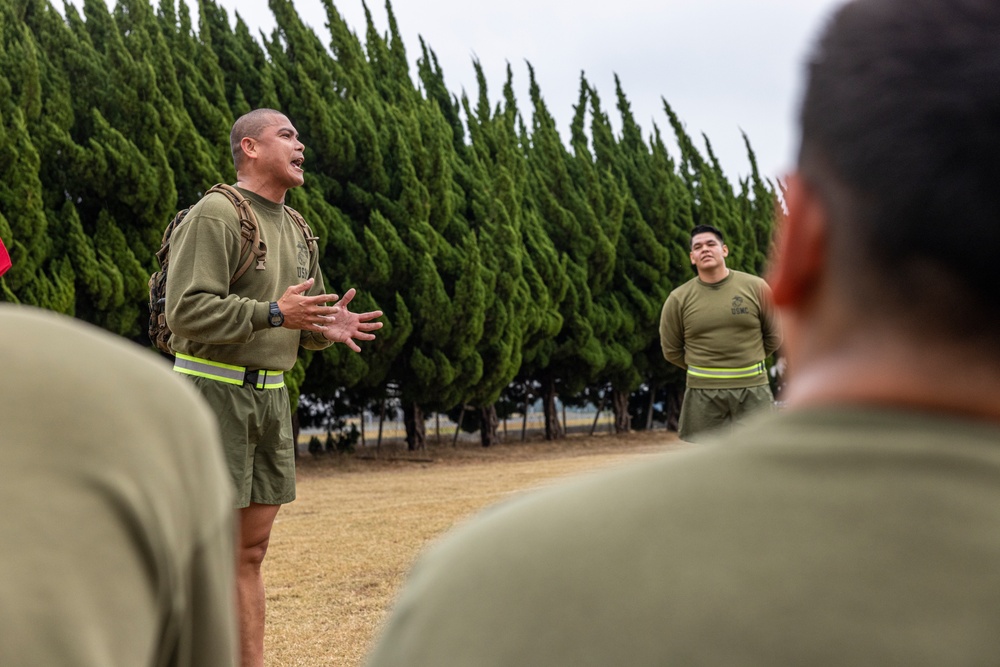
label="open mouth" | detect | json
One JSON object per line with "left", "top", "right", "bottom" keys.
{"left": 291, "top": 157, "right": 305, "bottom": 172}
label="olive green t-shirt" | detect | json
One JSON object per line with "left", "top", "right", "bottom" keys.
{"left": 660, "top": 270, "right": 781, "bottom": 388}
{"left": 0, "top": 305, "right": 237, "bottom": 666}
{"left": 366, "top": 407, "right": 1000, "bottom": 666}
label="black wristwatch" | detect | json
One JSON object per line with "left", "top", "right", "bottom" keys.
{"left": 268, "top": 301, "right": 284, "bottom": 327}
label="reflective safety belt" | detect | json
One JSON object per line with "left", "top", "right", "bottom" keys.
{"left": 173, "top": 353, "right": 285, "bottom": 389}
{"left": 687, "top": 361, "right": 765, "bottom": 380}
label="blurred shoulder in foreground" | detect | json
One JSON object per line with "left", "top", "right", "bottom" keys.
{"left": 0, "top": 304, "right": 237, "bottom": 667}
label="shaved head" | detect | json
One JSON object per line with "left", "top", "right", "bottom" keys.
{"left": 230, "top": 108, "right": 284, "bottom": 173}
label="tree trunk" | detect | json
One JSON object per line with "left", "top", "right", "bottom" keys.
{"left": 377, "top": 397, "right": 386, "bottom": 456}
{"left": 611, "top": 388, "right": 632, "bottom": 434}
{"left": 541, "top": 374, "right": 564, "bottom": 441}
{"left": 665, "top": 384, "right": 683, "bottom": 433}
{"left": 645, "top": 385, "right": 656, "bottom": 430}
{"left": 479, "top": 404, "right": 500, "bottom": 447}
{"left": 404, "top": 401, "right": 426, "bottom": 451}
{"left": 590, "top": 391, "right": 607, "bottom": 436}
{"left": 521, "top": 391, "right": 530, "bottom": 442}
{"left": 453, "top": 405, "right": 466, "bottom": 448}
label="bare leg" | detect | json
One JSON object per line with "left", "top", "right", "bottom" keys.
{"left": 237, "top": 502, "right": 282, "bottom": 667}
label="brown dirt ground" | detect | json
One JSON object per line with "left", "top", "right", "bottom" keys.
{"left": 263, "top": 429, "right": 687, "bottom": 666}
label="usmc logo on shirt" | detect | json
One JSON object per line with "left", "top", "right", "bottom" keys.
{"left": 297, "top": 241, "right": 309, "bottom": 278}
{"left": 731, "top": 296, "right": 750, "bottom": 315}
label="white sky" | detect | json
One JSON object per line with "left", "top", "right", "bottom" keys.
{"left": 65, "top": 0, "right": 846, "bottom": 182}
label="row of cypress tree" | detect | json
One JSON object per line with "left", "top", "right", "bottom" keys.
{"left": 0, "top": 0, "right": 778, "bottom": 447}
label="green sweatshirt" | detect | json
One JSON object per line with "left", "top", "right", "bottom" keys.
{"left": 659, "top": 270, "right": 780, "bottom": 388}
{"left": 165, "top": 186, "right": 332, "bottom": 371}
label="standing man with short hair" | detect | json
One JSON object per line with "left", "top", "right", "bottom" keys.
{"left": 165, "top": 108, "right": 383, "bottom": 667}
{"left": 659, "top": 223, "right": 781, "bottom": 441}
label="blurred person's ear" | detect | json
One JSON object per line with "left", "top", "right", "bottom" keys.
{"left": 767, "top": 173, "right": 827, "bottom": 310}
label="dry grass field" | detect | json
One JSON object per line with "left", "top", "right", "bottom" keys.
{"left": 263, "top": 429, "right": 687, "bottom": 666}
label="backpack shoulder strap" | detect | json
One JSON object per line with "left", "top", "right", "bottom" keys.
{"left": 284, "top": 204, "right": 319, "bottom": 257}
{"left": 206, "top": 183, "right": 266, "bottom": 285}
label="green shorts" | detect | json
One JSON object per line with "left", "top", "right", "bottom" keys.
{"left": 678, "top": 385, "right": 774, "bottom": 443}
{"left": 187, "top": 376, "right": 296, "bottom": 508}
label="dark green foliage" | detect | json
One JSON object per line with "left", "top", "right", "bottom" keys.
{"left": 3, "top": 0, "right": 777, "bottom": 438}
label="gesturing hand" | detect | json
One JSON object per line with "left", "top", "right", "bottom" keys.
{"left": 275, "top": 278, "right": 342, "bottom": 332}
{"left": 319, "top": 288, "right": 384, "bottom": 352}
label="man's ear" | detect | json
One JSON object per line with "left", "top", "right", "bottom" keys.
{"left": 240, "top": 137, "right": 257, "bottom": 162}
{"left": 767, "top": 173, "right": 827, "bottom": 308}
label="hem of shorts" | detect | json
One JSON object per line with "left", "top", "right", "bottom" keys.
{"left": 234, "top": 492, "right": 296, "bottom": 509}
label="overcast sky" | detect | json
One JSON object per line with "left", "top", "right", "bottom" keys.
{"left": 68, "top": 0, "right": 846, "bottom": 182}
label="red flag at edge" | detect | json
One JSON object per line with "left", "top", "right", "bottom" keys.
{"left": 0, "top": 237, "right": 11, "bottom": 277}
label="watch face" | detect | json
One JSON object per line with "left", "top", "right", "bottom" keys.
{"left": 269, "top": 303, "right": 283, "bottom": 326}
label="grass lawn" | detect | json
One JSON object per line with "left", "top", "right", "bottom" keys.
{"left": 263, "top": 429, "right": 685, "bottom": 666}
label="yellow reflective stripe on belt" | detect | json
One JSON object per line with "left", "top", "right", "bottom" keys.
{"left": 687, "top": 361, "right": 766, "bottom": 379}
{"left": 173, "top": 353, "right": 245, "bottom": 385}
{"left": 249, "top": 369, "right": 285, "bottom": 390}
{"left": 172, "top": 353, "right": 285, "bottom": 389}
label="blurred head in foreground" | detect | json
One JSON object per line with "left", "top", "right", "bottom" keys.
{"left": 773, "top": 0, "right": 1000, "bottom": 409}
{"left": 364, "top": 2, "right": 1000, "bottom": 666}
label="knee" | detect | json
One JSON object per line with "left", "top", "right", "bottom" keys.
{"left": 239, "top": 533, "right": 271, "bottom": 569}
{"left": 237, "top": 503, "right": 281, "bottom": 569}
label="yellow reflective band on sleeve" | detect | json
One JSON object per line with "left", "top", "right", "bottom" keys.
{"left": 687, "top": 361, "right": 766, "bottom": 380}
